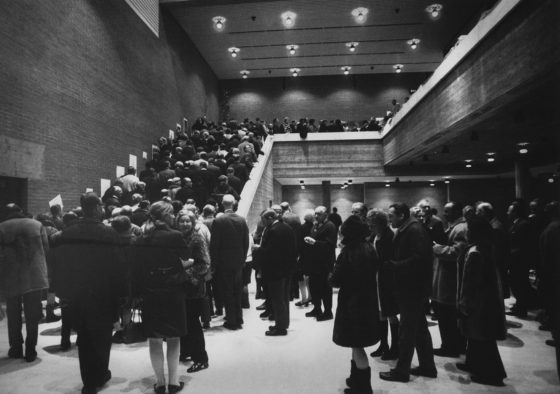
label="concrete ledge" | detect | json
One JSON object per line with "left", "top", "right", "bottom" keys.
{"left": 272, "top": 131, "right": 382, "bottom": 142}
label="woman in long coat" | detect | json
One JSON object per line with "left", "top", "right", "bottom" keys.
{"left": 176, "top": 210, "right": 210, "bottom": 373}
{"left": 132, "top": 201, "right": 189, "bottom": 394}
{"left": 330, "top": 215, "right": 380, "bottom": 394}
{"left": 458, "top": 216, "right": 507, "bottom": 387}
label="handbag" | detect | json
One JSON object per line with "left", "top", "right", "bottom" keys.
{"left": 122, "top": 309, "right": 147, "bottom": 344}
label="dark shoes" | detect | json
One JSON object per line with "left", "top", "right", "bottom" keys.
{"left": 545, "top": 339, "right": 556, "bottom": 347}
{"left": 471, "top": 375, "right": 505, "bottom": 387}
{"left": 506, "top": 307, "right": 527, "bottom": 318}
{"left": 24, "top": 349, "right": 37, "bottom": 363}
{"left": 153, "top": 384, "right": 166, "bottom": 394}
{"left": 345, "top": 366, "right": 372, "bottom": 394}
{"left": 168, "top": 381, "right": 185, "bottom": 394}
{"left": 410, "top": 366, "right": 437, "bottom": 378}
{"left": 305, "top": 309, "right": 322, "bottom": 318}
{"left": 456, "top": 362, "right": 471, "bottom": 372}
{"left": 81, "top": 386, "right": 97, "bottom": 394}
{"left": 8, "top": 347, "right": 23, "bottom": 359}
{"left": 187, "top": 362, "right": 208, "bottom": 373}
{"left": 379, "top": 369, "right": 409, "bottom": 383}
{"left": 256, "top": 302, "right": 267, "bottom": 311}
{"left": 370, "top": 344, "right": 388, "bottom": 357}
{"left": 259, "top": 310, "right": 272, "bottom": 318}
{"left": 433, "top": 348, "right": 460, "bottom": 358}
{"left": 265, "top": 328, "right": 287, "bottom": 336}
{"left": 316, "top": 312, "right": 333, "bottom": 321}
{"left": 222, "top": 322, "right": 241, "bottom": 330}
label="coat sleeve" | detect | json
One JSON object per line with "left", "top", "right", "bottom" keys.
{"left": 392, "top": 226, "right": 432, "bottom": 273}
{"left": 458, "top": 250, "right": 482, "bottom": 315}
{"left": 330, "top": 250, "right": 346, "bottom": 288}
{"left": 433, "top": 225, "right": 467, "bottom": 262}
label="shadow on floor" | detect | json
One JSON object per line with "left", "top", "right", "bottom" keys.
{"left": 500, "top": 333, "right": 524, "bottom": 348}
{"left": 0, "top": 356, "right": 40, "bottom": 375}
{"left": 505, "top": 320, "right": 523, "bottom": 329}
{"left": 40, "top": 326, "right": 62, "bottom": 336}
{"left": 43, "top": 344, "right": 78, "bottom": 358}
{"left": 121, "top": 375, "right": 192, "bottom": 393}
{"left": 443, "top": 362, "right": 469, "bottom": 374}
{"left": 533, "top": 369, "right": 560, "bottom": 385}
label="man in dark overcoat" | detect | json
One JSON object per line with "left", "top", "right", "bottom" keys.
{"left": 380, "top": 202, "right": 436, "bottom": 382}
{"left": 209, "top": 194, "right": 249, "bottom": 330}
{"left": 51, "top": 193, "right": 125, "bottom": 394}
{"left": 304, "top": 206, "right": 337, "bottom": 321}
{"left": 254, "top": 209, "right": 297, "bottom": 336}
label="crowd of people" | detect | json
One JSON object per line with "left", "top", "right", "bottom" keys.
{"left": 0, "top": 117, "right": 558, "bottom": 393}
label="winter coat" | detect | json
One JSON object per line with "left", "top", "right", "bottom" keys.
{"left": 0, "top": 214, "right": 49, "bottom": 297}
{"left": 391, "top": 218, "right": 433, "bottom": 299}
{"left": 307, "top": 220, "right": 337, "bottom": 274}
{"left": 331, "top": 241, "right": 380, "bottom": 348}
{"left": 432, "top": 218, "right": 468, "bottom": 305}
{"left": 458, "top": 245, "right": 506, "bottom": 341}
{"left": 210, "top": 211, "right": 249, "bottom": 273}
{"left": 373, "top": 226, "right": 398, "bottom": 317}
{"left": 255, "top": 221, "right": 297, "bottom": 281}
{"left": 182, "top": 231, "right": 210, "bottom": 299}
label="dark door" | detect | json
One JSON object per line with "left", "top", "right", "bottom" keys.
{"left": 0, "top": 176, "right": 28, "bottom": 220}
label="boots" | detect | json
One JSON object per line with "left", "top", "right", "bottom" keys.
{"left": 344, "top": 367, "right": 372, "bottom": 394}
{"left": 381, "top": 321, "right": 399, "bottom": 360}
{"left": 346, "top": 360, "right": 357, "bottom": 388}
{"left": 370, "top": 320, "right": 388, "bottom": 357}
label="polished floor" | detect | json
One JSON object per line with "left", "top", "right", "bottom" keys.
{"left": 0, "top": 286, "right": 558, "bottom": 394}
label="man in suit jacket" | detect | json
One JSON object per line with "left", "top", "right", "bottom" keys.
{"left": 432, "top": 202, "right": 468, "bottom": 357}
{"left": 304, "top": 206, "right": 337, "bottom": 321}
{"left": 380, "top": 202, "right": 436, "bottom": 383}
{"left": 254, "top": 209, "right": 297, "bottom": 336}
{"left": 51, "top": 193, "right": 125, "bottom": 394}
{"left": 209, "top": 194, "right": 249, "bottom": 330}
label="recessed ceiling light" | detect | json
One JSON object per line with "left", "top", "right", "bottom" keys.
{"left": 426, "top": 4, "right": 443, "bottom": 18}
{"left": 486, "top": 152, "right": 496, "bottom": 162}
{"left": 444, "top": 179, "right": 450, "bottom": 184}
{"left": 393, "top": 64, "right": 404, "bottom": 73}
{"left": 290, "top": 68, "right": 300, "bottom": 77}
{"left": 385, "top": 183, "right": 390, "bottom": 187}
{"left": 407, "top": 38, "right": 421, "bottom": 50}
{"left": 281, "top": 11, "right": 296, "bottom": 28}
{"left": 351, "top": 7, "right": 369, "bottom": 24}
{"left": 548, "top": 177, "right": 555, "bottom": 184}
{"left": 286, "top": 44, "right": 299, "bottom": 55}
{"left": 346, "top": 42, "right": 359, "bottom": 52}
{"left": 517, "top": 142, "right": 529, "bottom": 154}
{"left": 228, "top": 47, "right": 240, "bottom": 58}
{"left": 240, "top": 70, "right": 250, "bottom": 79}
{"left": 212, "top": 16, "right": 226, "bottom": 31}
{"left": 430, "top": 183, "right": 435, "bottom": 187}
{"left": 341, "top": 66, "right": 351, "bottom": 75}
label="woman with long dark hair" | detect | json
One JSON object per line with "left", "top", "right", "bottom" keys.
{"left": 176, "top": 210, "right": 210, "bottom": 373}
{"left": 132, "top": 201, "right": 188, "bottom": 394}
{"left": 458, "top": 216, "right": 507, "bottom": 386}
{"left": 330, "top": 215, "right": 380, "bottom": 394}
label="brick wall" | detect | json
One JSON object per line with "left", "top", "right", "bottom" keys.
{"left": 0, "top": 0, "right": 219, "bottom": 214}
{"left": 221, "top": 73, "right": 429, "bottom": 123}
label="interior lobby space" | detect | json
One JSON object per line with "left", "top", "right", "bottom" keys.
{"left": 0, "top": 286, "right": 558, "bottom": 394}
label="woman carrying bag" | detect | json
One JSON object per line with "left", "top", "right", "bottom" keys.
{"left": 132, "top": 201, "right": 189, "bottom": 394}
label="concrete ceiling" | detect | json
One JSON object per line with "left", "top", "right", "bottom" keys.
{"left": 163, "top": 0, "right": 495, "bottom": 80}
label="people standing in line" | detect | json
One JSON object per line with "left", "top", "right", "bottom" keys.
{"left": 176, "top": 210, "right": 210, "bottom": 373}
{"left": 457, "top": 216, "right": 507, "bottom": 386}
{"left": 51, "top": 193, "right": 126, "bottom": 394}
{"left": 432, "top": 202, "right": 468, "bottom": 357}
{"left": 0, "top": 204, "right": 49, "bottom": 362}
{"left": 131, "top": 201, "right": 188, "bottom": 394}
{"left": 379, "top": 202, "right": 436, "bottom": 383}
{"left": 253, "top": 209, "right": 297, "bottom": 336}
{"left": 209, "top": 194, "right": 249, "bottom": 330}
{"left": 366, "top": 209, "right": 399, "bottom": 360}
{"left": 539, "top": 201, "right": 560, "bottom": 380}
{"left": 296, "top": 210, "right": 314, "bottom": 307}
{"left": 304, "top": 206, "right": 337, "bottom": 321}
{"left": 331, "top": 215, "right": 381, "bottom": 394}
{"left": 506, "top": 200, "right": 531, "bottom": 318}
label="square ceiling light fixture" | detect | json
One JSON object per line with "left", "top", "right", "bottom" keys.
{"left": 281, "top": 11, "right": 296, "bottom": 28}
{"left": 351, "top": 7, "right": 369, "bottom": 24}
{"left": 212, "top": 16, "right": 226, "bottom": 31}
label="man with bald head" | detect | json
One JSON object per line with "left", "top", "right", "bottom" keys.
{"left": 210, "top": 194, "right": 249, "bottom": 330}
{"left": 304, "top": 206, "right": 337, "bottom": 321}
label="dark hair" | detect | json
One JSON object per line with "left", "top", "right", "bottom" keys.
{"left": 466, "top": 216, "right": 493, "bottom": 248}
{"left": 62, "top": 212, "right": 79, "bottom": 227}
{"left": 340, "top": 215, "right": 367, "bottom": 245}
{"left": 111, "top": 215, "right": 132, "bottom": 234}
{"left": 80, "top": 192, "right": 102, "bottom": 218}
{"left": 509, "top": 199, "right": 528, "bottom": 218}
{"left": 389, "top": 202, "right": 410, "bottom": 220}
{"left": 50, "top": 204, "right": 62, "bottom": 215}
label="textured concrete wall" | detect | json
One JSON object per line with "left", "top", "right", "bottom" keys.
{"left": 222, "top": 73, "right": 428, "bottom": 123}
{"left": 384, "top": 0, "right": 560, "bottom": 164}
{"left": 245, "top": 155, "right": 274, "bottom": 233}
{"left": 0, "top": 0, "right": 219, "bottom": 214}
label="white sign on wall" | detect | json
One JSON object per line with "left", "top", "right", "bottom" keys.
{"left": 116, "top": 166, "right": 125, "bottom": 178}
{"left": 129, "top": 154, "right": 137, "bottom": 169}
{"left": 100, "top": 179, "right": 111, "bottom": 196}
